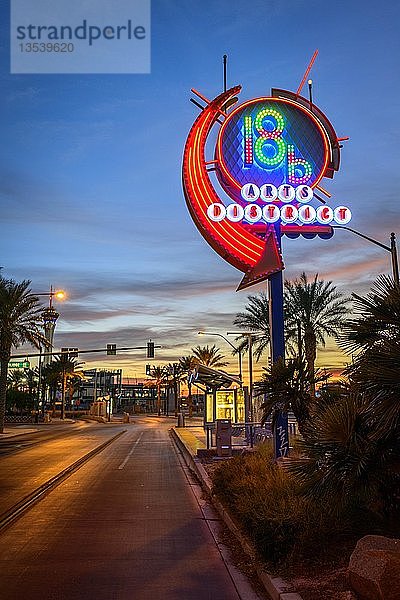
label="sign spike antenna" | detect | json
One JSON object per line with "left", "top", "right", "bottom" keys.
{"left": 296, "top": 49, "right": 319, "bottom": 96}
{"left": 308, "top": 79, "right": 313, "bottom": 111}
{"left": 223, "top": 54, "right": 228, "bottom": 112}
{"left": 223, "top": 54, "right": 227, "bottom": 93}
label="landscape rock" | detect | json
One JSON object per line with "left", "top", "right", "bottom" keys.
{"left": 348, "top": 535, "right": 400, "bottom": 600}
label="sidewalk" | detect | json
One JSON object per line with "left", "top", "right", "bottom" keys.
{"left": 175, "top": 417, "right": 207, "bottom": 455}
{"left": 176, "top": 417, "right": 251, "bottom": 456}
{"left": 171, "top": 420, "right": 304, "bottom": 600}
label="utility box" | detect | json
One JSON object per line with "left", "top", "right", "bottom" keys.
{"left": 216, "top": 419, "right": 232, "bottom": 457}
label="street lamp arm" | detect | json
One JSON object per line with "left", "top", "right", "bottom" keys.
{"left": 226, "top": 331, "right": 256, "bottom": 339}
{"left": 198, "top": 331, "right": 242, "bottom": 383}
{"left": 197, "top": 331, "right": 238, "bottom": 353}
{"left": 332, "top": 226, "right": 399, "bottom": 285}
{"left": 332, "top": 225, "right": 391, "bottom": 252}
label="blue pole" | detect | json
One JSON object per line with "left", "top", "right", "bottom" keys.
{"left": 268, "top": 229, "right": 289, "bottom": 458}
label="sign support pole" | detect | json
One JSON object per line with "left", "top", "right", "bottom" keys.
{"left": 268, "top": 229, "right": 289, "bottom": 459}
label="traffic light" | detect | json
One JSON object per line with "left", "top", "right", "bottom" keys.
{"left": 145, "top": 364, "right": 151, "bottom": 376}
{"left": 107, "top": 344, "right": 117, "bottom": 355}
{"left": 60, "top": 347, "right": 78, "bottom": 361}
{"left": 147, "top": 340, "right": 155, "bottom": 359}
{"left": 60, "top": 347, "right": 69, "bottom": 362}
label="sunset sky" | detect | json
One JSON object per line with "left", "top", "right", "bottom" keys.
{"left": 1, "top": 0, "right": 399, "bottom": 383}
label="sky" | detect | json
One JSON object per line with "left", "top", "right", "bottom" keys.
{"left": 1, "top": 0, "right": 400, "bottom": 383}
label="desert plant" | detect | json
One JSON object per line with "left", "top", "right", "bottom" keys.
{"left": 212, "top": 444, "right": 346, "bottom": 565}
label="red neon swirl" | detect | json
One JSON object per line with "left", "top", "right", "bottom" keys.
{"left": 182, "top": 86, "right": 267, "bottom": 272}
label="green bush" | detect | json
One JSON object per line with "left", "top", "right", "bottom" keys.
{"left": 212, "top": 444, "right": 345, "bottom": 566}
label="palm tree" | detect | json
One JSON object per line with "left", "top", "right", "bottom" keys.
{"left": 146, "top": 366, "right": 168, "bottom": 416}
{"left": 286, "top": 277, "right": 400, "bottom": 518}
{"left": 166, "top": 362, "right": 182, "bottom": 416}
{"left": 8, "top": 368, "right": 27, "bottom": 391}
{"left": 191, "top": 344, "right": 228, "bottom": 368}
{"left": 284, "top": 273, "right": 350, "bottom": 394}
{"left": 340, "top": 274, "right": 400, "bottom": 352}
{"left": 234, "top": 274, "right": 349, "bottom": 395}
{"left": 340, "top": 275, "right": 400, "bottom": 432}
{"left": 256, "top": 357, "right": 328, "bottom": 434}
{"left": 286, "top": 391, "right": 398, "bottom": 517}
{"left": 233, "top": 291, "right": 271, "bottom": 360}
{"left": 24, "top": 368, "right": 39, "bottom": 407}
{"left": 179, "top": 355, "right": 197, "bottom": 417}
{"left": 41, "top": 357, "right": 85, "bottom": 418}
{"left": 0, "top": 277, "right": 48, "bottom": 433}
{"left": 41, "top": 361, "right": 61, "bottom": 409}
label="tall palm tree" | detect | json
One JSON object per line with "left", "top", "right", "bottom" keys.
{"left": 147, "top": 366, "right": 168, "bottom": 416}
{"left": 284, "top": 273, "right": 350, "bottom": 393}
{"left": 0, "top": 277, "right": 48, "bottom": 433}
{"left": 41, "top": 357, "right": 85, "bottom": 418}
{"left": 166, "top": 362, "right": 182, "bottom": 417}
{"left": 41, "top": 361, "right": 61, "bottom": 408}
{"left": 234, "top": 274, "right": 349, "bottom": 394}
{"left": 191, "top": 344, "right": 228, "bottom": 368}
{"left": 179, "top": 355, "right": 197, "bottom": 417}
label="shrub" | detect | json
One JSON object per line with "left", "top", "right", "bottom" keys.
{"left": 212, "top": 444, "right": 346, "bottom": 566}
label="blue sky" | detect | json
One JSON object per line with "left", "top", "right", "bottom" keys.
{"left": 1, "top": 0, "right": 399, "bottom": 380}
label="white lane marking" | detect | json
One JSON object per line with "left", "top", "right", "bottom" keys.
{"left": 117, "top": 431, "right": 144, "bottom": 469}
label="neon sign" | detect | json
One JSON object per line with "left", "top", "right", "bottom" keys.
{"left": 208, "top": 183, "right": 351, "bottom": 226}
{"left": 182, "top": 85, "right": 348, "bottom": 289}
{"left": 217, "top": 98, "right": 329, "bottom": 193}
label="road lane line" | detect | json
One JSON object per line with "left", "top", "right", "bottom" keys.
{"left": 117, "top": 432, "right": 144, "bottom": 469}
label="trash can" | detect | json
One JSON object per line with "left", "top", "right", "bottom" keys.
{"left": 216, "top": 419, "right": 232, "bottom": 457}
{"left": 177, "top": 413, "right": 185, "bottom": 427}
{"left": 122, "top": 412, "right": 130, "bottom": 423}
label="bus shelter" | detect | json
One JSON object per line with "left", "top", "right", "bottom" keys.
{"left": 189, "top": 364, "right": 245, "bottom": 424}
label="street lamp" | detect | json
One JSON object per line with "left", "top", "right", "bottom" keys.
{"left": 227, "top": 331, "right": 255, "bottom": 422}
{"left": 333, "top": 227, "right": 399, "bottom": 285}
{"left": 197, "top": 331, "right": 242, "bottom": 383}
{"left": 36, "top": 287, "right": 65, "bottom": 307}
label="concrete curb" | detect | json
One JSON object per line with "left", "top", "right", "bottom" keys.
{"left": 171, "top": 427, "right": 303, "bottom": 600}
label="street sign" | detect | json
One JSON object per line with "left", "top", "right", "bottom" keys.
{"left": 9, "top": 360, "right": 30, "bottom": 369}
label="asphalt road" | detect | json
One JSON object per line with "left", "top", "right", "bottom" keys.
{"left": 0, "top": 420, "right": 127, "bottom": 517}
{"left": 0, "top": 417, "right": 263, "bottom": 600}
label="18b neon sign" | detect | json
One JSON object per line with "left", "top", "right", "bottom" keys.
{"left": 243, "top": 107, "right": 312, "bottom": 185}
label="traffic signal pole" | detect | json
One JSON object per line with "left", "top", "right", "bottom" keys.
{"left": 11, "top": 344, "right": 161, "bottom": 360}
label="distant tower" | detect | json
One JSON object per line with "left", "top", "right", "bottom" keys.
{"left": 42, "top": 304, "right": 59, "bottom": 366}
